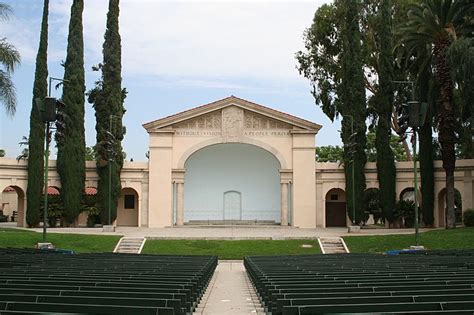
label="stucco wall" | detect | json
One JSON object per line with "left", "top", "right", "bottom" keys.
{"left": 184, "top": 143, "right": 281, "bottom": 222}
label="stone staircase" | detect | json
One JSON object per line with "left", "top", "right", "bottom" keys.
{"left": 113, "top": 237, "right": 146, "bottom": 254}
{"left": 318, "top": 237, "right": 349, "bottom": 254}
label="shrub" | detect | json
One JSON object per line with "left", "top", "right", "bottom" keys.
{"left": 394, "top": 199, "right": 420, "bottom": 228}
{"left": 463, "top": 209, "right": 474, "bottom": 227}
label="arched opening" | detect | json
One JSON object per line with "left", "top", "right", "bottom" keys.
{"left": 400, "top": 187, "right": 415, "bottom": 202}
{"left": 438, "top": 188, "right": 462, "bottom": 227}
{"left": 76, "top": 187, "right": 98, "bottom": 227}
{"left": 43, "top": 186, "right": 62, "bottom": 227}
{"left": 117, "top": 187, "right": 139, "bottom": 226}
{"left": 364, "top": 188, "right": 382, "bottom": 225}
{"left": 325, "top": 188, "right": 346, "bottom": 227}
{"left": 1, "top": 186, "right": 25, "bottom": 227}
{"left": 184, "top": 143, "right": 280, "bottom": 223}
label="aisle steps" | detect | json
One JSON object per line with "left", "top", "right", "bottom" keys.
{"left": 113, "top": 237, "right": 146, "bottom": 254}
{"left": 318, "top": 237, "right": 349, "bottom": 254}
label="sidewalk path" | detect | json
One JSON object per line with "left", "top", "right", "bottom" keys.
{"left": 194, "top": 261, "right": 263, "bottom": 315}
{"left": 1, "top": 223, "right": 439, "bottom": 240}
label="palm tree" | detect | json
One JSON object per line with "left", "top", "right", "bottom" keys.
{"left": 0, "top": 3, "right": 21, "bottom": 116}
{"left": 397, "top": 0, "right": 474, "bottom": 228}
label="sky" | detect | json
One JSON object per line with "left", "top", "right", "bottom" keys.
{"left": 0, "top": 0, "right": 341, "bottom": 161}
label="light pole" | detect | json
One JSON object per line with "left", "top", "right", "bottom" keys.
{"left": 107, "top": 115, "right": 121, "bottom": 226}
{"left": 41, "top": 77, "right": 67, "bottom": 242}
{"left": 394, "top": 80, "right": 421, "bottom": 246}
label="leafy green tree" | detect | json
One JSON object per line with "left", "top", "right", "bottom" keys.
{"left": 315, "top": 145, "right": 343, "bottom": 162}
{"left": 88, "top": 0, "right": 126, "bottom": 224}
{"left": 0, "top": 149, "right": 4, "bottom": 157}
{"left": 397, "top": 0, "right": 474, "bottom": 228}
{"left": 26, "top": 0, "right": 48, "bottom": 227}
{"left": 366, "top": 131, "right": 408, "bottom": 162}
{"left": 0, "top": 3, "right": 20, "bottom": 116}
{"left": 369, "top": 0, "right": 397, "bottom": 224}
{"left": 337, "top": 0, "right": 368, "bottom": 224}
{"left": 85, "top": 146, "right": 95, "bottom": 161}
{"left": 56, "top": 0, "right": 85, "bottom": 225}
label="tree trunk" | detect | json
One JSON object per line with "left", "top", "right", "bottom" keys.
{"left": 445, "top": 169, "right": 456, "bottom": 228}
{"left": 434, "top": 39, "right": 456, "bottom": 229}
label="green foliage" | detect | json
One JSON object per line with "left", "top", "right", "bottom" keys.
{"left": 418, "top": 68, "right": 435, "bottom": 226}
{"left": 57, "top": 0, "right": 86, "bottom": 225}
{"left": 26, "top": 0, "right": 48, "bottom": 228}
{"left": 344, "top": 228, "right": 474, "bottom": 253}
{"left": 364, "top": 188, "right": 383, "bottom": 223}
{"left": 0, "top": 3, "right": 21, "bottom": 116}
{"left": 463, "top": 210, "right": 474, "bottom": 227}
{"left": 339, "top": 0, "right": 368, "bottom": 224}
{"left": 315, "top": 145, "right": 343, "bottom": 162}
{"left": 394, "top": 199, "right": 417, "bottom": 228}
{"left": 298, "top": 0, "right": 367, "bottom": 224}
{"left": 396, "top": 0, "right": 474, "bottom": 228}
{"left": 85, "top": 146, "right": 96, "bottom": 161}
{"left": 88, "top": 0, "right": 126, "bottom": 224}
{"left": 40, "top": 194, "right": 63, "bottom": 228}
{"left": 317, "top": 132, "right": 407, "bottom": 163}
{"left": 0, "top": 149, "right": 4, "bottom": 157}
{"left": 81, "top": 193, "right": 100, "bottom": 227}
{"left": 366, "top": 131, "right": 408, "bottom": 162}
{"left": 143, "top": 240, "right": 321, "bottom": 260}
{"left": 370, "top": 0, "right": 397, "bottom": 225}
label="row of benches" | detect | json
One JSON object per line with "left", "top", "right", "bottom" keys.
{"left": 0, "top": 248, "right": 217, "bottom": 314}
{"left": 245, "top": 251, "right": 474, "bottom": 314}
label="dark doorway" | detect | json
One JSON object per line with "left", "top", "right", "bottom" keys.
{"left": 326, "top": 202, "right": 347, "bottom": 227}
{"left": 325, "top": 188, "right": 347, "bottom": 227}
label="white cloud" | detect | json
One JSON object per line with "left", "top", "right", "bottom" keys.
{"left": 5, "top": 1, "right": 326, "bottom": 81}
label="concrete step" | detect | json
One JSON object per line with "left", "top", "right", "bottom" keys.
{"left": 114, "top": 237, "right": 146, "bottom": 254}
{"left": 318, "top": 237, "right": 349, "bottom": 254}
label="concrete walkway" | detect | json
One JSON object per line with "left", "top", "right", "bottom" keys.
{"left": 194, "top": 261, "right": 263, "bottom": 314}
{"left": 1, "top": 223, "right": 439, "bottom": 240}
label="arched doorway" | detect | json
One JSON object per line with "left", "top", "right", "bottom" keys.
{"left": 400, "top": 187, "right": 415, "bottom": 202}
{"left": 1, "top": 186, "right": 25, "bottom": 227}
{"left": 117, "top": 187, "right": 139, "bottom": 226}
{"left": 364, "top": 188, "right": 381, "bottom": 225}
{"left": 438, "top": 188, "right": 462, "bottom": 227}
{"left": 325, "top": 188, "right": 346, "bottom": 227}
{"left": 184, "top": 143, "right": 280, "bottom": 223}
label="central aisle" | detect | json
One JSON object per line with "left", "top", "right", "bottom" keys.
{"left": 194, "top": 261, "right": 264, "bottom": 314}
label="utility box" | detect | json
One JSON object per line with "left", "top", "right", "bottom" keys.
{"left": 35, "top": 242, "right": 55, "bottom": 250}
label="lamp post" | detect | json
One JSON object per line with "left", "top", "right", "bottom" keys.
{"left": 394, "top": 80, "right": 420, "bottom": 246}
{"left": 107, "top": 115, "right": 121, "bottom": 227}
{"left": 41, "top": 77, "right": 67, "bottom": 242}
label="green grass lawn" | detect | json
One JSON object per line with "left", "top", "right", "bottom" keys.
{"left": 0, "top": 228, "right": 121, "bottom": 253}
{"left": 344, "top": 227, "right": 474, "bottom": 253}
{"left": 142, "top": 239, "right": 321, "bottom": 259}
{"left": 2, "top": 227, "right": 473, "bottom": 257}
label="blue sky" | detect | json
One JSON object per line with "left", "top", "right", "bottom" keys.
{"left": 0, "top": 0, "right": 341, "bottom": 161}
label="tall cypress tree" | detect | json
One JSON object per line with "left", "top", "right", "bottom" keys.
{"left": 26, "top": 0, "right": 48, "bottom": 227}
{"left": 374, "top": 0, "right": 397, "bottom": 225}
{"left": 418, "top": 67, "right": 435, "bottom": 226}
{"left": 340, "top": 0, "right": 367, "bottom": 224}
{"left": 90, "top": 0, "right": 126, "bottom": 224}
{"left": 57, "top": 0, "right": 85, "bottom": 225}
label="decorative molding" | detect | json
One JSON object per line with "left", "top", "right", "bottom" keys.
{"left": 222, "top": 106, "right": 244, "bottom": 142}
{"left": 244, "top": 110, "right": 291, "bottom": 130}
{"left": 173, "top": 111, "right": 221, "bottom": 130}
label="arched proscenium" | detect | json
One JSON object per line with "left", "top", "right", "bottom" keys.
{"left": 179, "top": 142, "right": 283, "bottom": 225}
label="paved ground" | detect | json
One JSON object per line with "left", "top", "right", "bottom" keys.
{"left": 194, "top": 261, "right": 263, "bottom": 314}
{"left": 1, "top": 222, "right": 436, "bottom": 239}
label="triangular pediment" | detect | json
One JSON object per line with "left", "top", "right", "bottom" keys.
{"left": 143, "top": 96, "right": 322, "bottom": 132}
